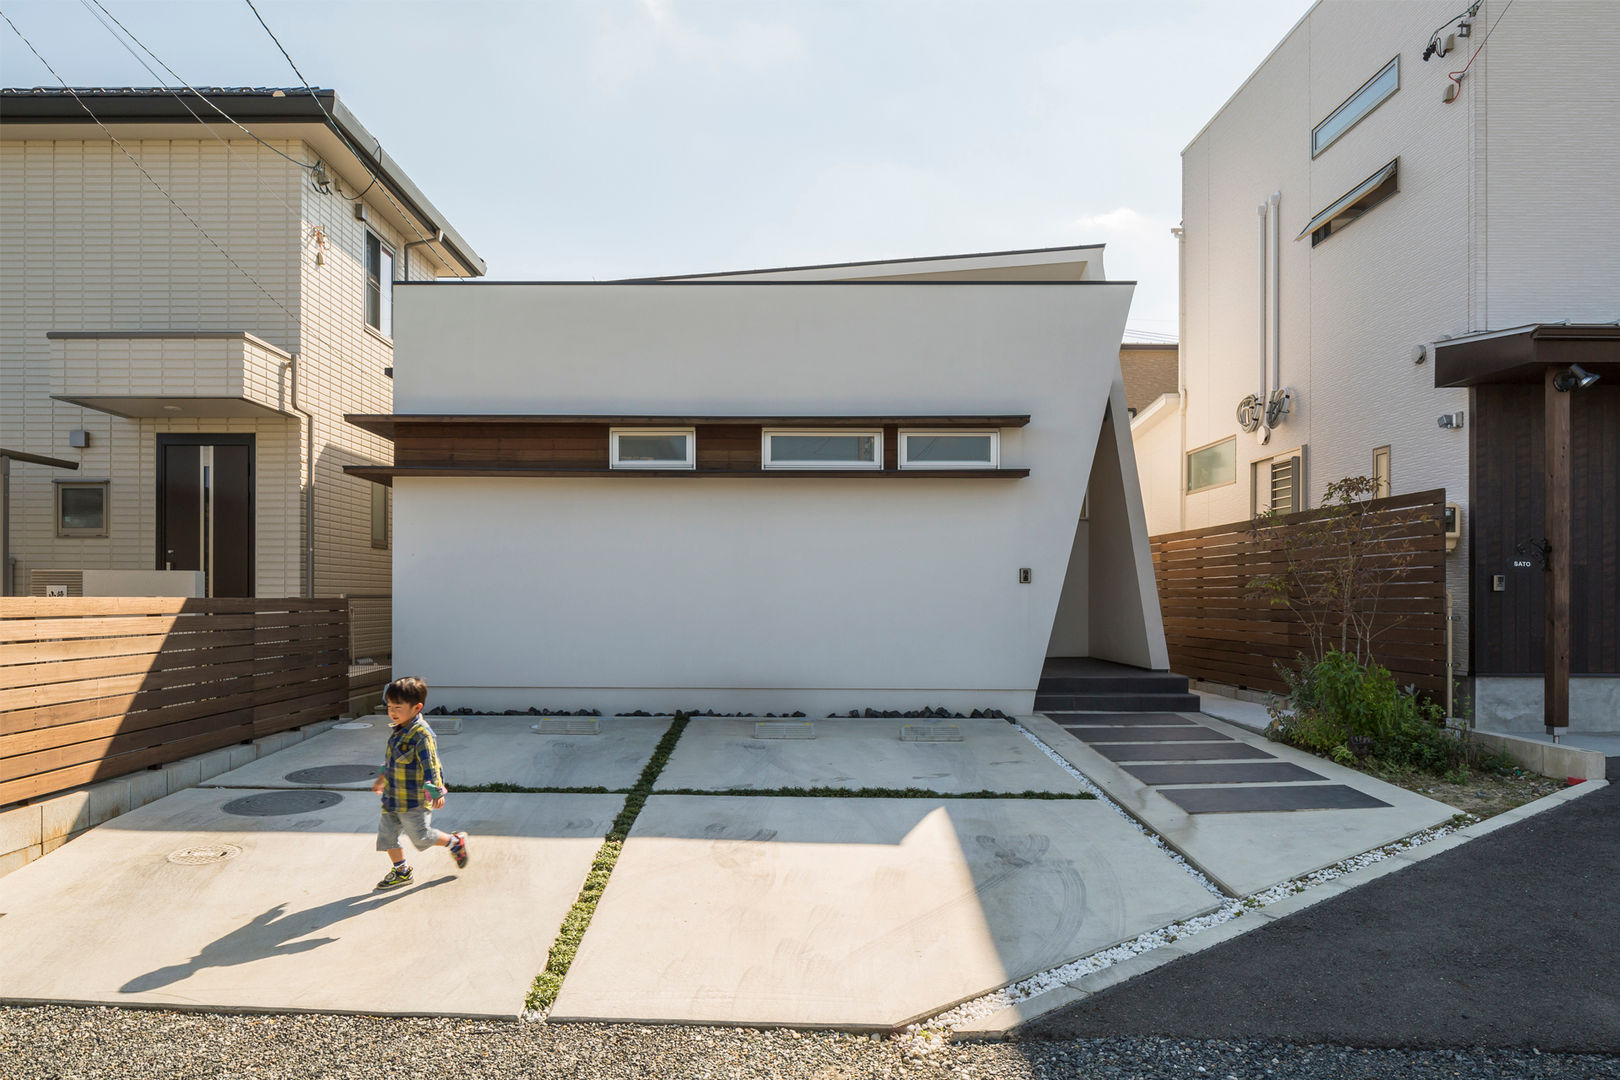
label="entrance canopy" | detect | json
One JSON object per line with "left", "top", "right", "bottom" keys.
{"left": 1432, "top": 323, "right": 1620, "bottom": 387}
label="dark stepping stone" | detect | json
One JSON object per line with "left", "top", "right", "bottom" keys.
{"left": 1063, "top": 726, "right": 1233, "bottom": 743}
{"left": 1093, "top": 742, "right": 1277, "bottom": 762}
{"left": 1045, "top": 712, "right": 1197, "bottom": 726}
{"left": 1159, "top": 784, "right": 1393, "bottom": 814}
{"left": 221, "top": 790, "right": 343, "bottom": 816}
{"left": 1122, "top": 762, "right": 1326, "bottom": 786}
{"left": 283, "top": 765, "right": 381, "bottom": 785}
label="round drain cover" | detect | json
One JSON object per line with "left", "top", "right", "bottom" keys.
{"left": 167, "top": 843, "right": 243, "bottom": 865}
{"left": 332, "top": 721, "right": 373, "bottom": 730}
{"left": 221, "top": 790, "right": 343, "bottom": 817}
{"left": 283, "top": 764, "right": 379, "bottom": 785}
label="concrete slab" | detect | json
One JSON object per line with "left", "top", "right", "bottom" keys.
{"left": 1093, "top": 741, "right": 1275, "bottom": 762}
{"left": 1196, "top": 693, "right": 1274, "bottom": 735}
{"left": 550, "top": 795, "right": 1217, "bottom": 1028}
{"left": 199, "top": 716, "right": 671, "bottom": 791}
{"left": 1121, "top": 762, "right": 1325, "bottom": 786}
{"left": 1022, "top": 714, "right": 1458, "bottom": 897}
{"left": 654, "top": 717, "right": 1083, "bottom": 795}
{"left": 1158, "top": 784, "right": 1391, "bottom": 814}
{"left": 0, "top": 787, "right": 622, "bottom": 1017}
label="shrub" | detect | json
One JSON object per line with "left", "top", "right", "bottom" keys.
{"left": 1268, "top": 650, "right": 1513, "bottom": 780}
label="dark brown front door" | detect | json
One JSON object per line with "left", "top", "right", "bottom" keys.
{"left": 157, "top": 435, "right": 254, "bottom": 597}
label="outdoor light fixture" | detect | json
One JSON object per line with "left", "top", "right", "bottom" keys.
{"left": 1552, "top": 363, "right": 1600, "bottom": 392}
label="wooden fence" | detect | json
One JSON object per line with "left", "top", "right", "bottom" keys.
{"left": 0, "top": 598, "right": 348, "bottom": 806}
{"left": 1151, "top": 489, "right": 1447, "bottom": 699}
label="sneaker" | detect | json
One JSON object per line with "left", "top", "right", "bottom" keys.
{"left": 449, "top": 832, "right": 470, "bottom": 869}
{"left": 375, "top": 865, "right": 414, "bottom": 890}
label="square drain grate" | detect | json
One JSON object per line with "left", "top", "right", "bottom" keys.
{"left": 899, "top": 724, "right": 963, "bottom": 742}
{"left": 754, "top": 721, "right": 816, "bottom": 740}
{"left": 532, "top": 718, "right": 599, "bottom": 735}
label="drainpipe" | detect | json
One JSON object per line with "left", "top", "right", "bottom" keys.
{"left": 1171, "top": 223, "right": 1188, "bottom": 532}
{"left": 282, "top": 356, "right": 316, "bottom": 599}
{"left": 1257, "top": 203, "right": 1269, "bottom": 407}
{"left": 1269, "top": 191, "right": 1281, "bottom": 397}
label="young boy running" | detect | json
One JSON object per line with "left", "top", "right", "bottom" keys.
{"left": 371, "top": 676, "right": 469, "bottom": 890}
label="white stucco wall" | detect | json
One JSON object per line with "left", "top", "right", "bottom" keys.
{"left": 390, "top": 281, "right": 1143, "bottom": 713}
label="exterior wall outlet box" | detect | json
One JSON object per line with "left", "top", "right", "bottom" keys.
{"left": 1018, "top": 568, "right": 1032, "bottom": 584}
{"left": 1444, "top": 502, "right": 1462, "bottom": 551}
{"left": 354, "top": 203, "right": 368, "bottom": 221}
{"left": 1492, "top": 574, "right": 1506, "bottom": 592}
{"left": 67, "top": 429, "right": 89, "bottom": 448}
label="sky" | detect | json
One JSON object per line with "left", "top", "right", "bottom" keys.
{"left": 0, "top": 0, "right": 1310, "bottom": 340}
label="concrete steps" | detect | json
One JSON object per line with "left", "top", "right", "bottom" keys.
{"left": 1036, "top": 659, "right": 1198, "bottom": 714}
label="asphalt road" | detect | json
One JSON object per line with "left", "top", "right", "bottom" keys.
{"left": 1027, "top": 764, "right": 1620, "bottom": 1054}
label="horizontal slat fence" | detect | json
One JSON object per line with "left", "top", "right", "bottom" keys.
{"left": 0, "top": 597, "right": 348, "bottom": 806}
{"left": 1151, "top": 489, "right": 1447, "bottom": 699}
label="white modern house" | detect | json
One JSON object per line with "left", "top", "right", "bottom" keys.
{"left": 1143, "top": 0, "right": 1619, "bottom": 728}
{"left": 351, "top": 247, "right": 1170, "bottom": 715}
{"left": 0, "top": 87, "right": 484, "bottom": 665}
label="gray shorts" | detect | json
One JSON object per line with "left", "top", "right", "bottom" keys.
{"left": 377, "top": 808, "right": 439, "bottom": 852}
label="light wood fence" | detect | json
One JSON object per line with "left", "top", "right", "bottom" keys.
{"left": 0, "top": 598, "right": 348, "bottom": 806}
{"left": 1151, "top": 490, "right": 1447, "bottom": 699}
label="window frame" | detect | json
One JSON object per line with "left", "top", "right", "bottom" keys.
{"left": 365, "top": 231, "right": 395, "bottom": 337}
{"left": 609, "top": 427, "right": 697, "bottom": 470}
{"left": 1185, "top": 436, "right": 1237, "bottom": 495}
{"left": 55, "top": 479, "right": 110, "bottom": 538}
{"left": 1251, "top": 446, "right": 1306, "bottom": 516}
{"left": 898, "top": 430, "right": 999, "bottom": 470}
{"left": 1312, "top": 56, "right": 1400, "bottom": 159}
{"left": 371, "top": 482, "right": 389, "bottom": 549}
{"left": 761, "top": 429, "right": 883, "bottom": 470}
{"left": 1372, "top": 445, "right": 1391, "bottom": 500}
{"left": 1300, "top": 159, "right": 1399, "bottom": 247}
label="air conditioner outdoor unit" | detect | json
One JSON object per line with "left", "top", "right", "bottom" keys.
{"left": 29, "top": 569, "right": 83, "bottom": 596}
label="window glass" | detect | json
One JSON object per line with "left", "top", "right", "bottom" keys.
{"left": 57, "top": 482, "right": 108, "bottom": 536}
{"left": 1313, "top": 57, "right": 1399, "bottom": 157}
{"left": 371, "top": 483, "right": 389, "bottom": 549}
{"left": 904, "top": 434, "right": 995, "bottom": 465}
{"left": 617, "top": 434, "right": 689, "bottom": 462}
{"left": 1373, "top": 446, "right": 1391, "bottom": 499}
{"left": 1303, "top": 160, "right": 1399, "bottom": 246}
{"left": 766, "top": 433, "right": 878, "bottom": 466}
{"left": 1186, "top": 438, "right": 1235, "bottom": 493}
{"left": 365, "top": 233, "right": 393, "bottom": 335}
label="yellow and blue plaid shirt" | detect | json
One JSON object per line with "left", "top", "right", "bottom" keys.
{"left": 380, "top": 715, "right": 445, "bottom": 812}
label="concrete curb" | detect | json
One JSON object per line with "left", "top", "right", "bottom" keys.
{"left": 951, "top": 777, "right": 1609, "bottom": 1040}
{"left": 0, "top": 719, "right": 342, "bottom": 878}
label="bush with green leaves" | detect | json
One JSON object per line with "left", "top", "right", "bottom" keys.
{"left": 1268, "top": 649, "right": 1513, "bottom": 779}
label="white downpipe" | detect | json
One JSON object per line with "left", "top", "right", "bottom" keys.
{"left": 1269, "top": 191, "right": 1281, "bottom": 394}
{"left": 1173, "top": 223, "right": 1188, "bottom": 531}
{"left": 1257, "top": 203, "right": 1269, "bottom": 405}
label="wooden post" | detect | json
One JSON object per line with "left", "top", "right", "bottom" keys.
{"left": 1544, "top": 367, "right": 1571, "bottom": 736}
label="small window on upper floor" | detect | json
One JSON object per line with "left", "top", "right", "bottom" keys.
{"left": 762, "top": 430, "right": 881, "bottom": 470}
{"left": 1300, "top": 159, "right": 1398, "bottom": 247}
{"left": 371, "top": 482, "right": 389, "bottom": 549}
{"left": 366, "top": 232, "right": 394, "bottom": 337}
{"left": 899, "top": 431, "right": 998, "bottom": 469}
{"left": 610, "top": 428, "right": 696, "bottom": 469}
{"left": 1313, "top": 56, "right": 1399, "bottom": 158}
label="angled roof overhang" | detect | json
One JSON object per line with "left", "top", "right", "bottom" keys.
{"left": 1431, "top": 323, "right": 1620, "bottom": 387}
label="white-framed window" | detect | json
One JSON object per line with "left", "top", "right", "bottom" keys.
{"left": 762, "top": 430, "right": 881, "bottom": 469}
{"left": 898, "top": 430, "right": 999, "bottom": 469}
{"left": 371, "top": 482, "right": 389, "bottom": 549}
{"left": 1372, "top": 445, "right": 1391, "bottom": 499}
{"left": 1252, "top": 446, "right": 1306, "bottom": 516}
{"left": 1186, "top": 436, "right": 1236, "bottom": 494}
{"left": 365, "top": 232, "right": 394, "bottom": 336}
{"left": 55, "top": 479, "right": 109, "bottom": 537}
{"left": 1312, "top": 56, "right": 1399, "bottom": 158}
{"left": 610, "top": 428, "right": 696, "bottom": 469}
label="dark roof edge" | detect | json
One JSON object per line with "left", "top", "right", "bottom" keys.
{"left": 0, "top": 88, "right": 484, "bottom": 277}
{"left": 623, "top": 243, "right": 1108, "bottom": 282}
{"left": 393, "top": 279, "right": 1136, "bottom": 287}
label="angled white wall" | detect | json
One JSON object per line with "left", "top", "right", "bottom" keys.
{"left": 389, "top": 281, "right": 1144, "bottom": 713}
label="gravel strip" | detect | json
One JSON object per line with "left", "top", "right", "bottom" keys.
{"left": 3, "top": 1006, "right": 1616, "bottom": 1079}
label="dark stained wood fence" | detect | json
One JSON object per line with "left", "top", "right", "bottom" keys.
{"left": 1151, "top": 490, "right": 1447, "bottom": 698}
{"left": 0, "top": 598, "right": 348, "bottom": 806}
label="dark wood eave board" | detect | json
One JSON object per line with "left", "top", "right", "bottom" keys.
{"left": 1432, "top": 324, "right": 1620, "bottom": 387}
{"left": 345, "top": 414, "right": 1033, "bottom": 440}
{"left": 345, "top": 466, "right": 1031, "bottom": 487}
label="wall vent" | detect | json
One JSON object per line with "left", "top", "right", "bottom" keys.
{"left": 28, "top": 569, "right": 84, "bottom": 596}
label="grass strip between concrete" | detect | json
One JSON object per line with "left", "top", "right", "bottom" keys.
{"left": 459, "top": 783, "right": 1096, "bottom": 800}
{"left": 526, "top": 712, "right": 691, "bottom": 1014}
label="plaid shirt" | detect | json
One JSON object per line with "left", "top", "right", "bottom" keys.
{"left": 379, "top": 715, "right": 445, "bottom": 813}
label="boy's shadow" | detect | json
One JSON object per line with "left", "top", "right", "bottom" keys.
{"left": 121, "top": 877, "right": 454, "bottom": 993}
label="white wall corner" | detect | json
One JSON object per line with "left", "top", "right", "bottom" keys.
{"left": 1089, "top": 377, "right": 1170, "bottom": 670}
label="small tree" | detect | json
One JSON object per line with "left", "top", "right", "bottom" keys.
{"left": 1246, "top": 475, "right": 1430, "bottom": 667}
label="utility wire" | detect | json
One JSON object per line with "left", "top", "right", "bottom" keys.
{"left": 1446, "top": 0, "right": 1515, "bottom": 101}
{"left": 240, "top": 0, "right": 465, "bottom": 277}
{"left": 75, "top": 0, "right": 306, "bottom": 223}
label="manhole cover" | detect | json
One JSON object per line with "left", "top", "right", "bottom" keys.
{"left": 332, "top": 721, "right": 373, "bottom": 730}
{"left": 167, "top": 843, "right": 243, "bottom": 865}
{"left": 221, "top": 790, "right": 343, "bottom": 817}
{"left": 284, "top": 764, "right": 379, "bottom": 785}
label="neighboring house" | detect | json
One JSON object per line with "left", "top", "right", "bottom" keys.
{"left": 1144, "top": 0, "right": 1619, "bottom": 727}
{"left": 349, "top": 247, "right": 1169, "bottom": 715}
{"left": 1118, "top": 343, "right": 1177, "bottom": 420}
{"left": 0, "top": 87, "right": 484, "bottom": 664}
